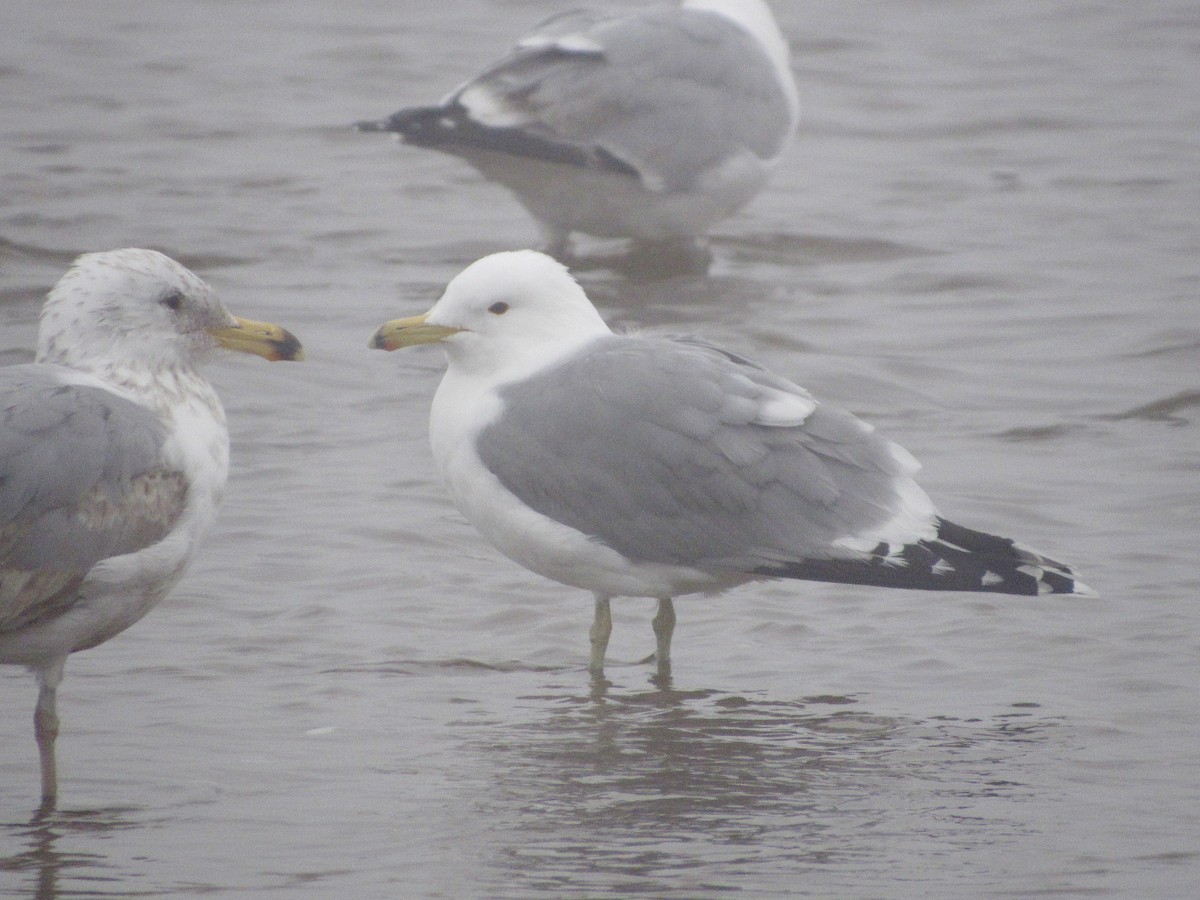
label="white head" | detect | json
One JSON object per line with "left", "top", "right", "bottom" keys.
{"left": 37, "top": 248, "right": 302, "bottom": 377}
{"left": 371, "top": 250, "right": 611, "bottom": 381}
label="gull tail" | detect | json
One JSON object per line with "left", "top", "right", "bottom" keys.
{"left": 758, "top": 518, "right": 1097, "bottom": 597}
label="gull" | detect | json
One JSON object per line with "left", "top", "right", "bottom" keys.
{"left": 356, "top": 1, "right": 800, "bottom": 256}
{"left": 1, "top": 249, "right": 303, "bottom": 813}
{"left": 370, "top": 251, "right": 1095, "bottom": 677}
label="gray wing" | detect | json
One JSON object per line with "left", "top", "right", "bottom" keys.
{"left": 0, "top": 365, "right": 188, "bottom": 633}
{"left": 474, "top": 336, "right": 920, "bottom": 572}
{"left": 450, "top": 7, "right": 795, "bottom": 190}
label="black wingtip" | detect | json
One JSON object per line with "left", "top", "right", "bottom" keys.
{"left": 756, "top": 518, "right": 1094, "bottom": 598}
{"left": 352, "top": 103, "right": 641, "bottom": 178}
{"left": 354, "top": 106, "right": 447, "bottom": 139}
{"left": 354, "top": 117, "right": 393, "bottom": 133}
{"left": 930, "top": 518, "right": 1093, "bottom": 596}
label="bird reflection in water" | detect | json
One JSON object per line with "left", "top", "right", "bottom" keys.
{"left": 0, "top": 806, "right": 139, "bottom": 900}
{"left": 458, "top": 677, "right": 1055, "bottom": 893}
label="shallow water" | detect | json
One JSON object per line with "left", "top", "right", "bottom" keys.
{"left": 2, "top": 0, "right": 1199, "bottom": 896}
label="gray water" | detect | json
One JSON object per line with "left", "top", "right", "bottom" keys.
{"left": 2, "top": 0, "right": 1198, "bottom": 896}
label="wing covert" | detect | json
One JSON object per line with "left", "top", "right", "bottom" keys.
{"left": 475, "top": 336, "right": 920, "bottom": 572}
{"left": 1, "top": 367, "right": 188, "bottom": 631}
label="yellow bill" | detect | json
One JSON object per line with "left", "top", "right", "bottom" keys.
{"left": 369, "top": 311, "right": 461, "bottom": 351}
{"left": 211, "top": 316, "right": 304, "bottom": 362}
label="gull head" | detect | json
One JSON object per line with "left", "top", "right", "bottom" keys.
{"left": 37, "top": 248, "right": 304, "bottom": 374}
{"left": 370, "top": 250, "right": 610, "bottom": 379}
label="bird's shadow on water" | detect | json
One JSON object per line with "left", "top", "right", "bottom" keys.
{"left": 444, "top": 664, "right": 1063, "bottom": 896}
{"left": 0, "top": 806, "right": 151, "bottom": 900}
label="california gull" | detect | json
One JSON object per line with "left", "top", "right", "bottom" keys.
{"left": 370, "top": 250, "right": 1095, "bottom": 676}
{"left": 356, "top": 0, "right": 800, "bottom": 256}
{"left": 1, "top": 249, "right": 303, "bottom": 813}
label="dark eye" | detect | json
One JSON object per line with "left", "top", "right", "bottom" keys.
{"left": 160, "top": 291, "right": 184, "bottom": 312}
{"left": 488, "top": 301, "right": 509, "bottom": 315}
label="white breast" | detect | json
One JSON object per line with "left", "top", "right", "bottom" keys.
{"left": 429, "top": 369, "right": 743, "bottom": 600}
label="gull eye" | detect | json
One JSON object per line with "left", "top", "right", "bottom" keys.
{"left": 488, "top": 301, "right": 509, "bottom": 315}
{"left": 160, "top": 291, "right": 184, "bottom": 312}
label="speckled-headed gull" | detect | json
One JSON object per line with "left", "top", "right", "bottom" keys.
{"left": 357, "top": 1, "right": 799, "bottom": 256}
{"left": 1, "top": 249, "right": 303, "bottom": 813}
{"left": 369, "top": 251, "right": 1094, "bottom": 676}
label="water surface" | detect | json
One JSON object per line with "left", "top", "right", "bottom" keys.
{"left": 2, "top": 1, "right": 1198, "bottom": 896}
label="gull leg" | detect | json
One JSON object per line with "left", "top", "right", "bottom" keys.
{"left": 651, "top": 597, "right": 676, "bottom": 663}
{"left": 34, "top": 659, "right": 66, "bottom": 816}
{"left": 589, "top": 594, "right": 612, "bottom": 673}
{"left": 651, "top": 597, "right": 676, "bottom": 683}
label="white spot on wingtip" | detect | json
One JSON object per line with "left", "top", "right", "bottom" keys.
{"left": 982, "top": 571, "right": 1004, "bottom": 586}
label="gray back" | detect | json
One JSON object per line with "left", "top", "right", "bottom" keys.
{"left": 465, "top": 7, "right": 794, "bottom": 189}
{"left": 475, "top": 335, "right": 913, "bottom": 572}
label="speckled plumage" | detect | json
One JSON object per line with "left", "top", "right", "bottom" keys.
{"left": 0, "top": 249, "right": 302, "bottom": 812}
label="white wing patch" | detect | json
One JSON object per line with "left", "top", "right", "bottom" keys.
{"left": 457, "top": 85, "right": 525, "bottom": 128}
{"left": 887, "top": 441, "right": 922, "bottom": 476}
{"left": 831, "top": 477, "right": 939, "bottom": 557}
{"left": 753, "top": 388, "right": 817, "bottom": 427}
{"left": 517, "top": 33, "right": 605, "bottom": 54}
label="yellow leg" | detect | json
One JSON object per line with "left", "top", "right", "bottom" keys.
{"left": 34, "top": 659, "right": 65, "bottom": 815}
{"left": 588, "top": 595, "right": 612, "bottom": 672}
{"left": 651, "top": 597, "right": 676, "bottom": 681}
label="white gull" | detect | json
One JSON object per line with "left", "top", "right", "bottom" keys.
{"left": 370, "top": 251, "right": 1095, "bottom": 677}
{"left": 357, "top": 0, "right": 800, "bottom": 256}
